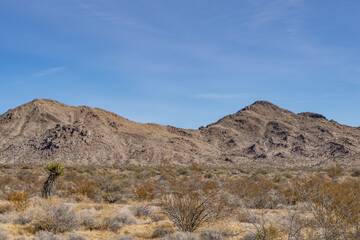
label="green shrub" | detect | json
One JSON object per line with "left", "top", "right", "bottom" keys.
{"left": 255, "top": 168, "right": 269, "bottom": 175}
{"left": 351, "top": 169, "right": 360, "bottom": 177}
{"left": 177, "top": 168, "right": 190, "bottom": 176}
{"left": 326, "top": 164, "right": 343, "bottom": 178}
{"left": 282, "top": 172, "right": 292, "bottom": 179}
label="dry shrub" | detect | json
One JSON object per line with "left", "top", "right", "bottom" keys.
{"left": 281, "top": 210, "right": 308, "bottom": 240}
{"left": 326, "top": 164, "right": 343, "bottom": 178}
{"left": 0, "top": 169, "right": 40, "bottom": 199}
{"left": 0, "top": 227, "right": 9, "bottom": 240}
{"left": 200, "top": 230, "right": 223, "bottom": 240}
{"left": 239, "top": 210, "right": 282, "bottom": 240}
{"left": 63, "top": 177, "right": 99, "bottom": 200}
{"left": 13, "top": 236, "right": 26, "bottom": 240}
{"left": 0, "top": 175, "right": 14, "bottom": 197}
{"left": 103, "top": 208, "right": 138, "bottom": 232}
{"left": 14, "top": 197, "right": 43, "bottom": 225}
{"left": 0, "top": 202, "right": 12, "bottom": 214}
{"left": 131, "top": 204, "right": 154, "bottom": 218}
{"left": 79, "top": 211, "right": 96, "bottom": 230}
{"left": 297, "top": 174, "right": 360, "bottom": 239}
{"left": 159, "top": 175, "right": 232, "bottom": 232}
{"left": 113, "top": 208, "right": 138, "bottom": 225}
{"left": 135, "top": 184, "right": 156, "bottom": 200}
{"left": 7, "top": 191, "right": 29, "bottom": 211}
{"left": 102, "top": 191, "right": 124, "bottom": 203}
{"left": 31, "top": 202, "right": 80, "bottom": 233}
{"left": 150, "top": 212, "right": 165, "bottom": 223}
{"left": 227, "top": 177, "right": 277, "bottom": 209}
{"left": 117, "top": 236, "right": 134, "bottom": 240}
{"left": 67, "top": 233, "right": 88, "bottom": 240}
{"left": 103, "top": 217, "right": 123, "bottom": 232}
{"left": 151, "top": 227, "right": 172, "bottom": 238}
{"left": 244, "top": 225, "right": 281, "bottom": 240}
{"left": 98, "top": 177, "right": 133, "bottom": 203}
{"left": 14, "top": 211, "right": 33, "bottom": 225}
{"left": 241, "top": 232, "right": 258, "bottom": 240}
{"left": 0, "top": 213, "right": 15, "bottom": 224}
{"left": 162, "top": 231, "right": 199, "bottom": 240}
{"left": 34, "top": 231, "right": 62, "bottom": 240}
{"left": 279, "top": 181, "right": 303, "bottom": 206}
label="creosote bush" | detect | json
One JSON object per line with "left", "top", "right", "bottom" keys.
{"left": 159, "top": 174, "right": 233, "bottom": 232}
{"left": 226, "top": 176, "right": 277, "bottom": 209}
{"left": 296, "top": 174, "right": 360, "bottom": 239}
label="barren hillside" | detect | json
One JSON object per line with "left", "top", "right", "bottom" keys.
{"left": 0, "top": 99, "right": 359, "bottom": 168}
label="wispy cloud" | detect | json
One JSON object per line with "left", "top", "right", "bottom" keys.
{"left": 240, "top": 0, "right": 303, "bottom": 28}
{"left": 31, "top": 67, "right": 65, "bottom": 77}
{"left": 322, "top": 93, "right": 343, "bottom": 97}
{"left": 194, "top": 93, "right": 250, "bottom": 99}
{"left": 76, "top": 2, "right": 151, "bottom": 31}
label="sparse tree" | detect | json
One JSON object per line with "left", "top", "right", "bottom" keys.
{"left": 42, "top": 161, "right": 64, "bottom": 198}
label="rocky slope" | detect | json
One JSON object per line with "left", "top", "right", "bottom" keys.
{"left": 0, "top": 99, "right": 359, "bottom": 168}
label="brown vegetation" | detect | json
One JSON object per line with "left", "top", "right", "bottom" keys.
{"left": 0, "top": 164, "right": 359, "bottom": 239}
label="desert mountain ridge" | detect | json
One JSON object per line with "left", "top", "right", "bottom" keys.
{"left": 0, "top": 99, "right": 359, "bottom": 168}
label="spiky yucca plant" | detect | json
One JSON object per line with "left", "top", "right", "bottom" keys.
{"left": 42, "top": 161, "right": 64, "bottom": 199}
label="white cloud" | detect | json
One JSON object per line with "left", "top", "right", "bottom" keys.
{"left": 31, "top": 67, "right": 65, "bottom": 77}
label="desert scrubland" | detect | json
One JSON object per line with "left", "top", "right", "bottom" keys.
{"left": 1, "top": 100, "right": 360, "bottom": 239}
{"left": 0, "top": 163, "right": 359, "bottom": 240}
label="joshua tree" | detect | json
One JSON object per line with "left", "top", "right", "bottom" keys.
{"left": 42, "top": 161, "right": 64, "bottom": 198}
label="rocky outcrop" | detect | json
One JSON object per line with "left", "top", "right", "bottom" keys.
{"left": 0, "top": 99, "right": 359, "bottom": 168}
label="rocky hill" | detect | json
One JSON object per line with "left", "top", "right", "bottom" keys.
{"left": 0, "top": 99, "right": 359, "bottom": 168}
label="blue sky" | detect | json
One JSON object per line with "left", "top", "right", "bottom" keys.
{"left": 0, "top": 0, "right": 359, "bottom": 128}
